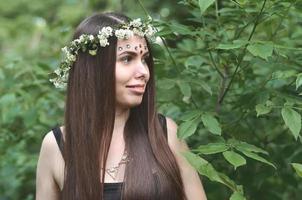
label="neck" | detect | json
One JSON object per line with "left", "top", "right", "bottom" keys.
{"left": 113, "top": 107, "right": 130, "bottom": 138}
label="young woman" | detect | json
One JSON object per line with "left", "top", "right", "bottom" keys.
{"left": 36, "top": 12, "right": 207, "bottom": 200}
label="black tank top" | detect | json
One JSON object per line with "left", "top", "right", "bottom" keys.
{"left": 52, "top": 113, "right": 167, "bottom": 200}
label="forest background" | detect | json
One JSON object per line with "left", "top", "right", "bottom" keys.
{"left": 1, "top": 0, "right": 302, "bottom": 199}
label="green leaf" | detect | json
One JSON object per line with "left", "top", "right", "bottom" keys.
{"left": 182, "top": 152, "right": 226, "bottom": 185}
{"left": 216, "top": 40, "right": 247, "bottom": 50}
{"left": 236, "top": 0, "right": 247, "bottom": 5}
{"left": 218, "top": 173, "right": 238, "bottom": 191}
{"left": 179, "top": 111, "right": 201, "bottom": 121}
{"left": 158, "top": 79, "right": 175, "bottom": 89}
{"left": 169, "top": 23, "right": 195, "bottom": 35}
{"left": 216, "top": 43, "right": 242, "bottom": 50}
{"left": 223, "top": 151, "right": 246, "bottom": 170}
{"left": 200, "top": 81, "right": 213, "bottom": 95}
{"left": 217, "top": 43, "right": 243, "bottom": 50}
{"left": 239, "top": 150, "right": 276, "bottom": 169}
{"left": 272, "top": 70, "right": 297, "bottom": 80}
{"left": 291, "top": 163, "right": 302, "bottom": 178}
{"left": 296, "top": 73, "right": 302, "bottom": 90}
{"left": 88, "top": 49, "right": 97, "bottom": 55}
{"left": 247, "top": 43, "right": 274, "bottom": 60}
{"left": 255, "top": 103, "right": 272, "bottom": 117}
{"left": 197, "top": 143, "right": 229, "bottom": 155}
{"left": 178, "top": 117, "right": 201, "bottom": 139}
{"left": 0, "top": 93, "right": 16, "bottom": 106}
{"left": 182, "top": 151, "right": 209, "bottom": 167}
{"left": 230, "top": 192, "right": 246, "bottom": 200}
{"left": 185, "top": 156, "right": 238, "bottom": 191}
{"left": 201, "top": 113, "right": 221, "bottom": 135}
{"left": 156, "top": 28, "right": 173, "bottom": 37}
{"left": 190, "top": 80, "right": 212, "bottom": 95}
{"left": 281, "top": 107, "right": 301, "bottom": 140}
{"left": 234, "top": 141, "right": 268, "bottom": 155}
{"left": 185, "top": 55, "right": 203, "bottom": 68}
{"left": 178, "top": 81, "right": 191, "bottom": 98}
{"left": 198, "top": 0, "right": 215, "bottom": 14}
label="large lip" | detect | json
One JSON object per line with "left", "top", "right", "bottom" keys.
{"left": 125, "top": 84, "right": 145, "bottom": 88}
{"left": 126, "top": 84, "right": 146, "bottom": 94}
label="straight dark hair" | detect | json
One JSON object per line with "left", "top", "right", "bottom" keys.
{"left": 62, "top": 12, "right": 187, "bottom": 200}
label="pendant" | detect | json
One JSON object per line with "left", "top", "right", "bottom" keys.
{"left": 104, "top": 150, "right": 130, "bottom": 180}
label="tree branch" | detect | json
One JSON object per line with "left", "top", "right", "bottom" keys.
{"left": 217, "top": 0, "right": 268, "bottom": 106}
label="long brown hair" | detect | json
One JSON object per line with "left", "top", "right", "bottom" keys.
{"left": 62, "top": 12, "right": 187, "bottom": 200}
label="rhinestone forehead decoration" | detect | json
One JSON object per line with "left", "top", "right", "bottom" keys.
{"left": 117, "top": 43, "right": 148, "bottom": 55}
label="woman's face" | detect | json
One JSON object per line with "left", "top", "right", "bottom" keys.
{"left": 115, "top": 35, "right": 150, "bottom": 109}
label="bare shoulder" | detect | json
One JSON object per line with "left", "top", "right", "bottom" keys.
{"left": 40, "top": 127, "right": 65, "bottom": 159}
{"left": 40, "top": 131, "right": 61, "bottom": 160}
{"left": 165, "top": 116, "right": 177, "bottom": 132}
{"left": 36, "top": 129, "right": 64, "bottom": 200}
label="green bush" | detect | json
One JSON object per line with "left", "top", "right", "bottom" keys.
{"left": 1, "top": 0, "right": 301, "bottom": 199}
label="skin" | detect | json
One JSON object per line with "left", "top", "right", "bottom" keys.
{"left": 115, "top": 35, "right": 150, "bottom": 111}
{"left": 35, "top": 35, "right": 207, "bottom": 200}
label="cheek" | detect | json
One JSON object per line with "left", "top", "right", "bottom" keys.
{"left": 115, "top": 65, "right": 130, "bottom": 84}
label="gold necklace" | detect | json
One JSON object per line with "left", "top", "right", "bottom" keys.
{"left": 104, "top": 150, "right": 130, "bottom": 181}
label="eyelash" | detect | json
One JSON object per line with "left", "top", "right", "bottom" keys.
{"left": 121, "top": 56, "right": 132, "bottom": 64}
{"left": 120, "top": 55, "right": 149, "bottom": 65}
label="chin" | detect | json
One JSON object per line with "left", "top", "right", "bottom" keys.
{"left": 116, "top": 98, "right": 143, "bottom": 109}
{"left": 127, "top": 100, "right": 143, "bottom": 108}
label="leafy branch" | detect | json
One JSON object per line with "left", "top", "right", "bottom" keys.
{"left": 217, "top": 0, "right": 268, "bottom": 107}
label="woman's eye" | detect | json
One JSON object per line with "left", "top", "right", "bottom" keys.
{"left": 121, "top": 56, "right": 132, "bottom": 64}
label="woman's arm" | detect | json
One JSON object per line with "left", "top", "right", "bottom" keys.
{"left": 166, "top": 117, "right": 207, "bottom": 200}
{"left": 36, "top": 132, "right": 60, "bottom": 200}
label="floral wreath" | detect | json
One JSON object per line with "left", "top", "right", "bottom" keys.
{"left": 49, "top": 17, "right": 157, "bottom": 89}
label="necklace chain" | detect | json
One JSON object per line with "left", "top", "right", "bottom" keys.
{"left": 104, "top": 150, "right": 130, "bottom": 181}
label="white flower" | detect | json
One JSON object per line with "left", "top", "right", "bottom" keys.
{"left": 145, "top": 25, "right": 156, "bottom": 38}
{"left": 79, "top": 35, "right": 86, "bottom": 42}
{"left": 99, "top": 38, "right": 109, "bottom": 47}
{"left": 55, "top": 80, "right": 66, "bottom": 89}
{"left": 67, "top": 54, "right": 76, "bottom": 62}
{"left": 130, "top": 18, "right": 142, "bottom": 27}
{"left": 97, "top": 27, "right": 112, "bottom": 46}
{"left": 62, "top": 66, "right": 70, "bottom": 73}
{"left": 132, "top": 28, "right": 144, "bottom": 37}
{"left": 73, "top": 39, "right": 81, "bottom": 44}
{"left": 97, "top": 27, "right": 111, "bottom": 45}
{"left": 115, "top": 29, "right": 126, "bottom": 39}
{"left": 89, "top": 35, "right": 94, "bottom": 41}
{"left": 97, "top": 34, "right": 106, "bottom": 40}
{"left": 124, "top": 29, "right": 134, "bottom": 39}
{"left": 54, "top": 68, "right": 61, "bottom": 75}
{"left": 62, "top": 72, "right": 68, "bottom": 80}
{"left": 100, "top": 27, "right": 113, "bottom": 37}
{"left": 115, "top": 29, "right": 134, "bottom": 39}
{"left": 49, "top": 78, "right": 55, "bottom": 83}
{"left": 61, "top": 46, "right": 69, "bottom": 54}
{"left": 50, "top": 78, "right": 63, "bottom": 89}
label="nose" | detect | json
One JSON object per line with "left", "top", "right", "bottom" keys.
{"left": 135, "top": 60, "right": 149, "bottom": 78}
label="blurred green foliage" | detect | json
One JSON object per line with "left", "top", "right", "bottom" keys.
{"left": 1, "top": 0, "right": 302, "bottom": 199}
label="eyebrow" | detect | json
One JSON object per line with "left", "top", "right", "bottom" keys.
{"left": 117, "top": 51, "right": 149, "bottom": 57}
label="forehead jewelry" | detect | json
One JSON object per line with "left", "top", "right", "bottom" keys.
{"left": 118, "top": 43, "right": 148, "bottom": 55}
{"left": 49, "top": 17, "right": 156, "bottom": 89}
